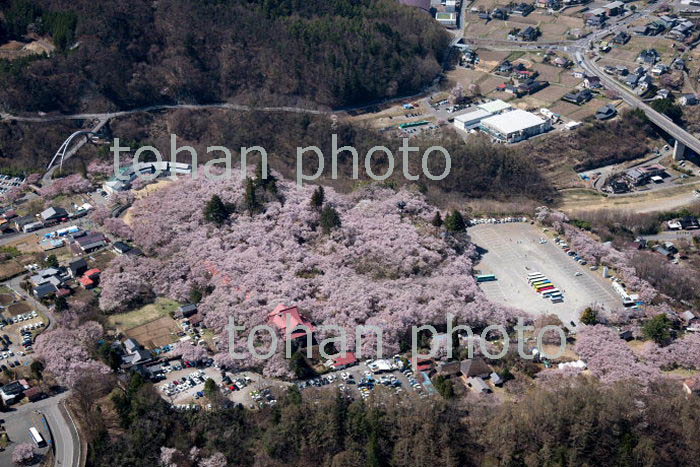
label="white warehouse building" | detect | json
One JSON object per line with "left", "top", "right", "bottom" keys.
{"left": 453, "top": 109, "right": 493, "bottom": 131}
{"left": 479, "top": 109, "right": 552, "bottom": 143}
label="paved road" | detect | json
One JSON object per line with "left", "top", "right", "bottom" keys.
{"left": 0, "top": 392, "right": 80, "bottom": 467}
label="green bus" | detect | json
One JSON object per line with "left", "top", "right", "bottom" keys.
{"left": 476, "top": 274, "right": 497, "bottom": 282}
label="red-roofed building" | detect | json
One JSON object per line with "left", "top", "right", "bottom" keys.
{"left": 85, "top": 268, "right": 101, "bottom": 278}
{"left": 412, "top": 358, "right": 433, "bottom": 372}
{"left": 78, "top": 276, "right": 95, "bottom": 288}
{"left": 333, "top": 352, "right": 357, "bottom": 369}
{"left": 268, "top": 304, "right": 316, "bottom": 339}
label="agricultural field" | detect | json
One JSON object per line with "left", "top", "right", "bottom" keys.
{"left": 124, "top": 316, "right": 181, "bottom": 349}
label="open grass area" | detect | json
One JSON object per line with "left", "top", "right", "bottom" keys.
{"left": 107, "top": 297, "right": 181, "bottom": 331}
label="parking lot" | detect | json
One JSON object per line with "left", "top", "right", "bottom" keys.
{"left": 156, "top": 363, "right": 291, "bottom": 409}
{"left": 469, "top": 222, "right": 621, "bottom": 325}
{"left": 297, "top": 358, "right": 435, "bottom": 401}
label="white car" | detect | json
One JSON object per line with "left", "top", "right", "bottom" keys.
{"left": 575, "top": 272, "right": 583, "bottom": 277}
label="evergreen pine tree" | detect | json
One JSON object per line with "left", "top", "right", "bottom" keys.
{"left": 245, "top": 177, "right": 258, "bottom": 215}
{"left": 445, "top": 210, "right": 466, "bottom": 232}
{"left": 311, "top": 186, "right": 325, "bottom": 210}
{"left": 431, "top": 211, "right": 443, "bottom": 230}
{"left": 204, "top": 194, "right": 230, "bottom": 226}
{"left": 320, "top": 205, "right": 341, "bottom": 234}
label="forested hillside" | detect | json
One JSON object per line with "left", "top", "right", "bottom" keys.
{"left": 0, "top": 0, "right": 450, "bottom": 112}
{"left": 81, "top": 374, "right": 700, "bottom": 467}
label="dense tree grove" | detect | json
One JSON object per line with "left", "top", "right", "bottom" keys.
{"left": 34, "top": 321, "right": 111, "bottom": 387}
{"left": 84, "top": 376, "right": 700, "bottom": 467}
{"left": 101, "top": 175, "right": 521, "bottom": 377}
{"left": 0, "top": 0, "right": 450, "bottom": 112}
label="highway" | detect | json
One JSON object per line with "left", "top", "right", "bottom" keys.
{"left": 465, "top": 4, "right": 700, "bottom": 160}
{"left": 578, "top": 51, "right": 700, "bottom": 158}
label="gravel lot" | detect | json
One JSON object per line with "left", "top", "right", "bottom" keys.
{"left": 469, "top": 223, "right": 621, "bottom": 325}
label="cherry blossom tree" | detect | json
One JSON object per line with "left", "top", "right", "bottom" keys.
{"left": 199, "top": 452, "right": 227, "bottom": 467}
{"left": 100, "top": 174, "right": 522, "bottom": 376}
{"left": 34, "top": 322, "right": 111, "bottom": 387}
{"left": 40, "top": 174, "right": 93, "bottom": 198}
{"left": 173, "top": 342, "right": 209, "bottom": 362}
{"left": 642, "top": 333, "right": 700, "bottom": 371}
{"left": 12, "top": 443, "right": 35, "bottom": 465}
{"left": 575, "top": 325, "right": 659, "bottom": 384}
{"left": 103, "top": 218, "right": 134, "bottom": 240}
{"left": 159, "top": 446, "right": 182, "bottom": 467}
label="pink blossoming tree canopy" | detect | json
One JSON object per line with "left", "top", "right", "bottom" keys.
{"left": 575, "top": 325, "right": 659, "bottom": 384}
{"left": 87, "top": 160, "right": 114, "bottom": 179}
{"left": 40, "top": 173, "right": 93, "bottom": 198}
{"left": 173, "top": 341, "right": 209, "bottom": 362}
{"left": 642, "top": 333, "right": 700, "bottom": 370}
{"left": 12, "top": 443, "right": 35, "bottom": 465}
{"left": 34, "top": 321, "right": 111, "bottom": 387}
{"left": 99, "top": 175, "right": 521, "bottom": 376}
{"left": 103, "top": 218, "right": 134, "bottom": 240}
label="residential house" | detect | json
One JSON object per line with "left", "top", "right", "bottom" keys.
{"left": 510, "top": 2, "right": 535, "bottom": 16}
{"left": 23, "top": 386, "right": 44, "bottom": 402}
{"left": 491, "top": 7, "right": 509, "bottom": 19}
{"left": 552, "top": 56, "right": 571, "bottom": 68}
{"left": 40, "top": 206, "right": 68, "bottom": 223}
{"left": 122, "top": 338, "right": 154, "bottom": 366}
{"left": 497, "top": 60, "right": 513, "bottom": 74}
{"left": 13, "top": 215, "right": 36, "bottom": 232}
{"left": 490, "top": 372, "right": 504, "bottom": 386}
{"left": 0, "top": 380, "right": 29, "bottom": 404}
{"left": 646, "top": 22, "right": 666, "bottom": 36}
{"left": 585, "top": 10, "right": 607, "bottom": 28}
{"left": 112, "top": 241, "right": 132, "bottom": 255}
{"left": 651, "top": 63, "right": 669, "bottom": 76}
{"left": 679, "top": 216, "right": 700, "bottom": 230}
{"left": 460, "top": 358, "right": 491, "bottom": 381}
{"left": 68, "top": 258, "right": 88, "bottom": 278}
{"left": 562, "top": 89, "right": 593, "bottom": 105}
{"left": 436, "top": 360, "right": 463, "bottom": 377}
{"left": 78, "top": 268, "right": 101, "bottom": 289}
{"left": 34, "top": 283, "right": 57, "bottom": 299}
{"left": 517, "top": 26, "right": 539, "bottom": 41}
{"left": 632, "top": 25, "right": 650, "bottom": 35}
{"left": 178, "top": 304, "right": 198, "bottom": 318}
{"left": 513, "top": 69, "right": 539, "bottom": 80}
{"left": 74, "top": 231, "right": 107, "bottom": 252}
{"left": 658, "top": 15, "right": 678, "bottom": 29}
{"left": 595, "top": 104, "right": 617, "bottom": 120}
{"left": 653, "top": 245, "right": 674, "bottom": 258}
{"left": 30, "top": 268, "right": 62, "bottom": 288}
{"left": 612, "top": 31, "right": 630, "bottom": 44}
{"left": 672, "top": 58, "right": 686, "bottom": 71}
{"left": 602, "top": 1, "right": 623, "bottom": 15}
{"left": 637, "top": 49, "right": 659, "bottom": 65}
{"left": 583, "top": 75, "right": 601, "bottom": 88}
{"left": 680, "top": 94, "right": 698, "bottom": 106}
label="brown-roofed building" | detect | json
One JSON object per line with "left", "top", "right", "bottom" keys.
{"left": 460, "top": 358, "right": 492, "bottom": 379}
{"left": 23, "top": 387, "right": 43, "bottom": 402}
